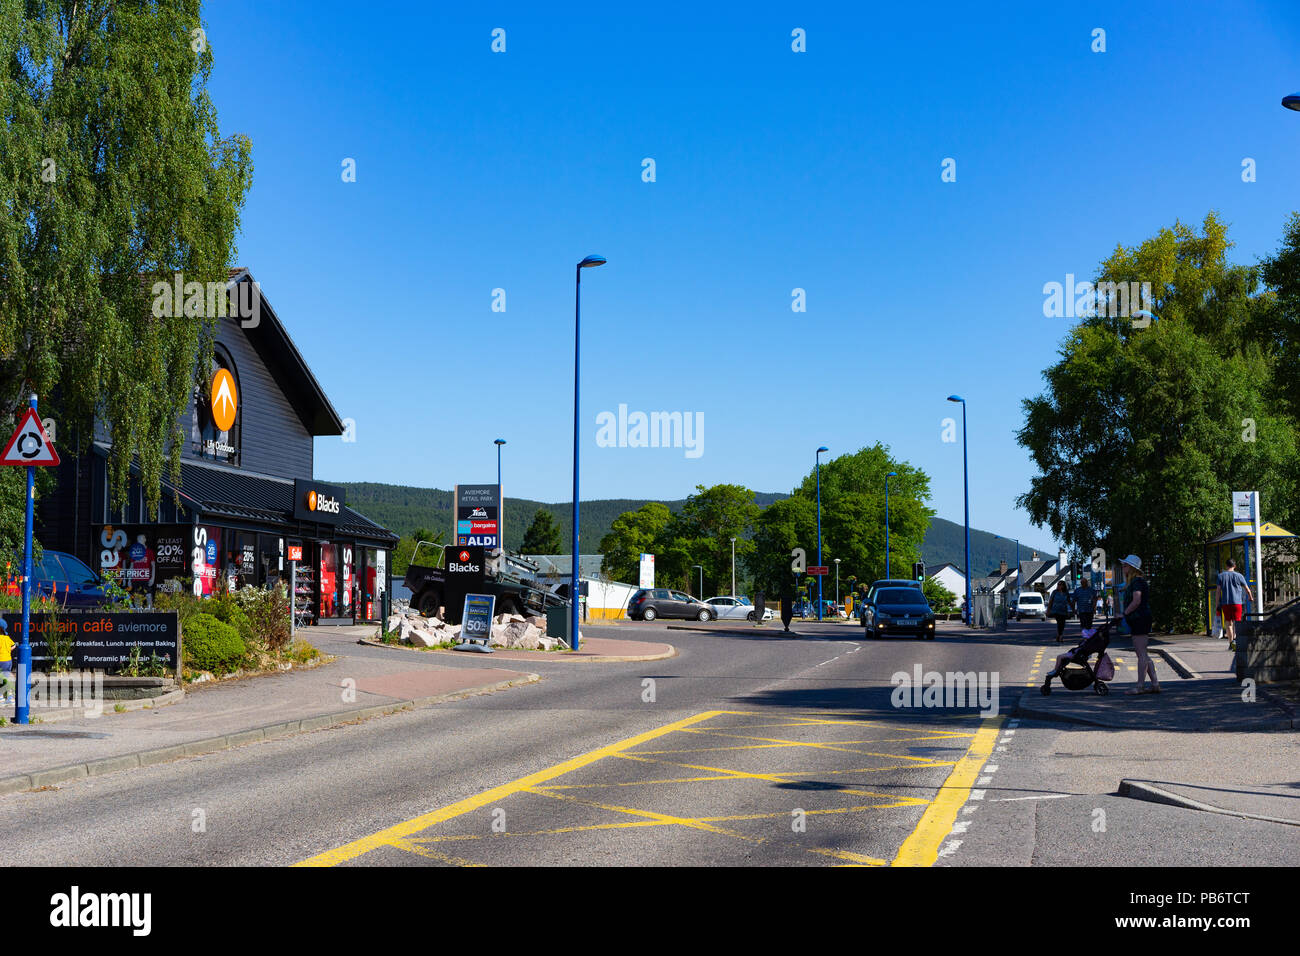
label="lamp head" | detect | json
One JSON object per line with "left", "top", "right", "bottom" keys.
{"left": 887, "top": 471, "right": 898, "bottom": 478}
{"left": 817, "top": 445, "right": 829, "bottom": 454}
{"left": 1284, "top": 93, "right": 1300, "bottom": 111}
{"left": 947, "top": 394, "right": 964, "bottom": 404}
{"left": 494, "top": 438, "right": 506, "bottom": 446}
{"left": 578, "top": 255, "right": 607, "bottom": 268}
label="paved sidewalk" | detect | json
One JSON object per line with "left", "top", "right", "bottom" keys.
{"left": 0, "top": 625, "right": 539, "bottom": 791}
{"left": 1014, "top": 631, "right": 1299, "bottom": 827}
{"left": 360, "top": 634, "right": 676, "bottom": 663}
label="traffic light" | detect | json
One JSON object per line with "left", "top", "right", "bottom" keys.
{"left": 912, "top": 561, "right": 925, "bottom": 581}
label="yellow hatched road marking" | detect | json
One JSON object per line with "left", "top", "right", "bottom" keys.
{"left": 294, "top": 709, "right": 724, "bottom": 866}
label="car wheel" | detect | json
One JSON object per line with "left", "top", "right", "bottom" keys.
{"left": 698, "top": 609, "right": 712, "bottom": 622}
{"left": 643, "top": 607, "right": 657, "bottom": 622}
{"left": 417, "top": 591, "right": 442, "bottom": 617}
{"left": 746, "top": 611, "right": 756, "bottom": 621}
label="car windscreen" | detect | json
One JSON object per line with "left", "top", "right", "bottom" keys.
{"left": 877, "top": 589, "right": 929, "bottom": 607}
{"left": 1019, "top": 595, "right": 1043, "bottom": 604}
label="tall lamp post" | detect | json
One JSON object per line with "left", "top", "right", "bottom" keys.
{"left": 494, "top": 438, "right": 506, "bottom": 546}
{"left": 834, "top": 558, "right": 841, "bottom": 612}
{"left": 815, "top": 445, "right": 828, "bottom": 621}
{"left": 494, "top": 438, "right": 506, "bottom": 488}
{"left": 947, "top": 395, "right": 972, "bottom": 625}
{"left": 571, "top": 254, "right": 606, "bottom": 651}
{"left": 730, "top": 537, "right": 736, "bottom": 597}
{"left": 884, "top": 471, "right": 898, "bottom": 578}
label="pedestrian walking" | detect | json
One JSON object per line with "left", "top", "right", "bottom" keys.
{"left": 1073, "top": 578, "right": 1097, "bottom": 631}
{"left": 1048, "top": 581, "right": 1072, "bottom": 643}
{"left": 1215, "top": 557, "right": 1254, "bottom": 651}
{"left": 1119, "top": 555, "right": 1160, "bottom": 695}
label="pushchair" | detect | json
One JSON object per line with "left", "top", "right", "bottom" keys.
{"left": 1040, "top": 622, "right": 1115, "bottom": 696}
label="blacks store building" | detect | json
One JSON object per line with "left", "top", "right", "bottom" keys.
{"left": 37, "top": 269, "right": 398, "bottom": 625}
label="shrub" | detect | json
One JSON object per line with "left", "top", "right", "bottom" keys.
{"left": 153, "top": 583, "right": 204, "bottom": 628}
{"left": 182, "top": 613, "right": 246, "bottom": 674}
{"left": 240, "top": 583, "right": 292, "bottom": 653}
{"left": 206, "top": 592, "right": 257, "bottom": 649}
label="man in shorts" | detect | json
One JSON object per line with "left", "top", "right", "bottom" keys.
{"left": 1215, "top": 558, "right": 1254, "bottom": 650}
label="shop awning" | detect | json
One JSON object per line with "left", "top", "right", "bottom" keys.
{"left": 96, "top": 443, "right": 397, "bottom": 544}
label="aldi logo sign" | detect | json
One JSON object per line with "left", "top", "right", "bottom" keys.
{"left": 454, "top": 483, "right": 501, "bottom": 550}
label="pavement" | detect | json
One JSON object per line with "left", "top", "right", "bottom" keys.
{"left": 0, "top": 625, "right": 551, "bottom": 793}
{"left": 359, "top": 634, "right": 677, "bottom": 663}
{"left": 1009, "top": 630, "right": 1300, "bottom": 831}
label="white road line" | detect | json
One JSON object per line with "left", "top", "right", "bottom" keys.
{"left": 937, "top": 839, "right": 963, "bottom": 857}
{"left": 977, "top": 775, "right": 992, "bottom": 786}
{"left": 951, "top": 820, "right": 971, "bottom": 834}
{"left": 984, "top": 764, "right": 999, "bottom": 773}
{"left": 990, "top": 794, "right": 1071, "bottom": 802}
{"left": 971, "top": 789, "right": 987, "bottom": 800}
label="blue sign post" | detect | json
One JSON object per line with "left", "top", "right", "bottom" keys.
{"left": 0, "top": 396, "right": 61, "bottom": 724}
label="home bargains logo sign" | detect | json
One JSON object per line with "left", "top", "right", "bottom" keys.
{"left": 293, "top": 479, "right": 346, "bottom": 524}
{"left": 454, "top": 483, "right": 500, "bottom": 549}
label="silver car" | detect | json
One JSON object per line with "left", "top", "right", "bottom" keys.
{"left": 705, "top": 595, "right": 775, "bottom": 621}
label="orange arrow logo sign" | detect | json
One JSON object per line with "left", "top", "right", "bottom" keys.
{"left": 211, "top": 368, "right": 238, "bottom": 432}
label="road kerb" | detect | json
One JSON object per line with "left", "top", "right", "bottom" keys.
{"left": 1118, "top": 779, "right": 1300, "bottom": 827}
{"left": 0, "top": 673, "right": 539, "bottom": 797}
{"left": 892, "top": 714, "right": 1005, "bottom": 867}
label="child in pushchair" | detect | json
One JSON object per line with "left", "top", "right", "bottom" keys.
{"left": 1040, "top": 622, "right": 1115, "bottom": 696}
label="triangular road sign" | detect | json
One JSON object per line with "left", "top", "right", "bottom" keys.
{"left": 0, "top": 408, "right": 60, "bottom": 466}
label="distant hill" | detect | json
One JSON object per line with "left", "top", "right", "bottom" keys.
{"left": 921, "top": 517, "right": 1055, "bottom": 577}
{"left": 336, "top": 481, "right": 1053, "bottom": 574}
{"left": 333, "top": 482, "right": 786, "bottom": 553}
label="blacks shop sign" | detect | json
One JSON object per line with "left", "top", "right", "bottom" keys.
{"left": 293, "top": 479, "right": 346, "bottom": 524}
{"left": 1, "top": 611, "right": 180, "bottom": 670}
{"left": 442, "top": 546, "right": 485, "bottom": 625}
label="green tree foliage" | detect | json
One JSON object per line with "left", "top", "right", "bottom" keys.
{"left": 598, "top": 502, "right": 672, "bottom": 585}
{"left": 0, "top": 2, "right": 253, "bottom": 538}
{"left": 668, "top": 484, "right": 759, "bottom": 596}
{"left": 1017, "top": 213, "right": 1300, "bottom": 630}
{"left": 392, "top": 527, "right": 444, "bottom": 576}
{"left": 520, "top": 508, "right": 563, "bottom": 555}
{"left": 746, "top": 445, "right": 935, "bottom": 597}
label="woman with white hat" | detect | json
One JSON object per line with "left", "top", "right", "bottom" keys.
{"left": 1119, "top": 554, "right": 1160, "bottom": 694}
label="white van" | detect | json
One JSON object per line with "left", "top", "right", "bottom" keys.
{"left": 1014, "top": 592, "right": 1046, "bottom": 621}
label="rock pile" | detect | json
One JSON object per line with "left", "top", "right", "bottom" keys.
{"left": 385, "top": 605, "right": 565, "bottom": 651}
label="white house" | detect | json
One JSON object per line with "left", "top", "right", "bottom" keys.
{"left": 926, "top": 563, "right": 968, "bottom": 607}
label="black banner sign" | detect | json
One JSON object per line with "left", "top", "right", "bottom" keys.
{"left": 293, "top": 479, "right": 346, "bottom": 524}
{"left": 0, "top": 612, "right": 180, "bottom": 670}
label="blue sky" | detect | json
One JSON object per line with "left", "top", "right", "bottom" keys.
{"left": 206, "top": 1, "right": 1300, "bottom": 554}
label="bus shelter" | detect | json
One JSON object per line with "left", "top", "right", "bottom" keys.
{"left": 1202, "top": 522, "right": 1296, "bottom": 634}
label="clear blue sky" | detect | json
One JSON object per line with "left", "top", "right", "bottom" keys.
{"left": 206, "top": 1, "right": 1300, "bottom": 557}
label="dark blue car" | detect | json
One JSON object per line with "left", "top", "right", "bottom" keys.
{"left": 30, "top": 550, "right": 118, "bottom": 608}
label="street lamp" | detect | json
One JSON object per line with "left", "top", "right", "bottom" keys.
{"left": 571, "top": 254, "right": 606, "bottom": 651}
{"left": 884, "top": 471, "right": 898, "bottom": 578}
{"left": 1283, "top": 93, "right": 1300, "bottom": 111}
{"left": 947, "top": 395, "right": 972, "bottom": 625}
{"left": 494, "top": 438, "right": 506, "bottom": 488}
{"left": 815, "top": 445, "right": 828, "bottom": 621}
{"left": 730, "top": 537, "right": 736, "bottom": 597}
{"left": 834, "top": 558, "right": 841, "bottom": 612}
{"left": 693, "top": 564, "right": 703, "bottom": 599}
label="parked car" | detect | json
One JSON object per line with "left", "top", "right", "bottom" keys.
{"left": 629, "top": 588, "right": 714, "bottom": 622}
{"left": 1014, "top": 592, "right": 1046, "bottom": 620}
{"left": 860, "top": 586, "right": 937, "bottom": 639}
{"left": 29, "top": 550, "right": 119, "bottom": 608}
{"left": 859, "top": 579, "right": 924, "bottom": 625}
{"left": 705, "top": 596, "right": 775, "bottom": 621}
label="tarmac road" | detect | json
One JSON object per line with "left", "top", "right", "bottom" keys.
{"left": 0, "top": 618, "right": 1293, "bottom": 866}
